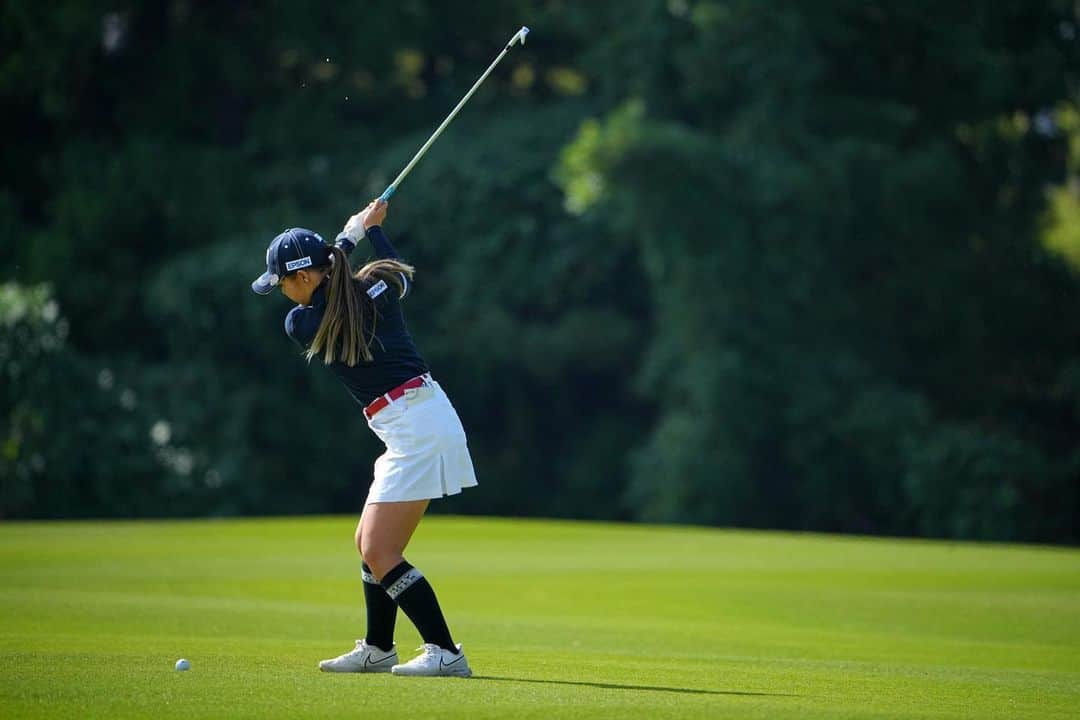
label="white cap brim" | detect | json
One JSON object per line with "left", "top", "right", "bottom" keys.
{"left": 251, "top": 271, "right": 279, "bottom": 295}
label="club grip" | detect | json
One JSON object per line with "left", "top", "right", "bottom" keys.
{"left": 379, "top": 185, "right": 397, "bottom": 202}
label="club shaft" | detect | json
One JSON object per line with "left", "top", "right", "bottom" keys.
{"left": 380, "top": 32, "right": 524, "bottom": 201}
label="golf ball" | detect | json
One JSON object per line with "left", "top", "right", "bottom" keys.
{"left": 175, "top": 658, "right": 190, "bottom": 671}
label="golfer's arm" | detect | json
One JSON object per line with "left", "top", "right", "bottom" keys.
{"left": 333, "top": 226, "right": 400, "bottom": 261}
{"left": 365, "top": 226, "right": 401, "bottom": 260}
{"left": 333, "top": 232, "right": 358, "bottom": 258}
{"left": 366, "top": 226, "right": 411, "bottom": 298}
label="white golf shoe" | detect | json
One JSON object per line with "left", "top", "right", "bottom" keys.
{"left": 318, "top": 639, "right": 398, "bottom": 673}
{"left": 391, "top": 643, "right": 472, "bottom": 677}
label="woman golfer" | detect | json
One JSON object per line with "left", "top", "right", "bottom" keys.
{"left": 252, "top": 199, "right": 477, "bottom": 677}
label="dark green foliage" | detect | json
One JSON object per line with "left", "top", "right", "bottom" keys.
{"left": 560, "top": 1, "right": 1080, "bottom": 541}
{"left": 0, "top": 284, "right": 163, "bottom": 517}
{"left": 1, "top": 1, "right": 1077, "bottom": 541}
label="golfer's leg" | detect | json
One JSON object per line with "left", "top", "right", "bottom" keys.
{"left": 355, "top": 509, "right": 398, "bottom": 652}
{"left": 362, "top": 500, "right": 458, "bottom": 652}
{"left": 360, "top": 499, "right": 429, "bottom": 577}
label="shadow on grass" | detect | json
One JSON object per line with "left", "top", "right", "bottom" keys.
{"left": 472, "top": 675, "right": 795, "bottom": 697}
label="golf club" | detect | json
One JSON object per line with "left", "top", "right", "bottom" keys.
{"left": 379, "top": 26, "right": 530, "bottom": 202}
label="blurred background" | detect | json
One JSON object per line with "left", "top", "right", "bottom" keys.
{"left": 2, "top": 1, "right": 1078, "bottom": 543}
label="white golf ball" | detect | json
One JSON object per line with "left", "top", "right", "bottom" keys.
{"left": 175, "top": 658, "right": 190, "bottom": 671}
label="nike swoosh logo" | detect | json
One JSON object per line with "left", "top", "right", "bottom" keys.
{"left": 365, "top": 654, "right": 395, "bottom": 668}
{"left": 440, "top": 654, "right": 465, "bottom": 668}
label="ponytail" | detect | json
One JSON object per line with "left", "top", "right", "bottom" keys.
{"left": 306, "top": 246, "right": 415, "bottom": 366}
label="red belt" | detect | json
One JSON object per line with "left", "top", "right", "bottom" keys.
{"left": 364, "top": 374, "right": 432, "bottom": 419}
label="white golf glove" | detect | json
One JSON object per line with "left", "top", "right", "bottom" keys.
{"left": 342, "top": 211, "right": 367, "bottom": 243}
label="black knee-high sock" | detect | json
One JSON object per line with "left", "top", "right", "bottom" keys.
{"left": 362, "top": 561, "right": 397, "bottom": 652}
{"left": 380, "top": 560, "right": 457, "bottom": 652}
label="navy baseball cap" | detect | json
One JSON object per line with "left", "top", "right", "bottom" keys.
{"left": 252, "top": 227, "right": 331, "bottom": 295}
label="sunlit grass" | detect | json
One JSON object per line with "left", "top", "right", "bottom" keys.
{"left": 1, "top": 516, "right": 1078, "bottom": 719}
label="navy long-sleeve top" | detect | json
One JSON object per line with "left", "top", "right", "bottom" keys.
{"left": 284, "top": 226, "right": 429, "bottom": 408}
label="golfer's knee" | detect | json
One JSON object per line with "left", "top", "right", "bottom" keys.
{"left": 361, "top": 541, "right": 402, "bottom": 579}
{"left": 354, "top": 526, "right": 364, "bottom": 555}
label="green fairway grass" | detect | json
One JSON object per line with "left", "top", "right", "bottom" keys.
{"left": 1, "top": 516, "right": 1077, "bottom": 719}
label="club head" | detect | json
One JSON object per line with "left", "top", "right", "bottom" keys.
{"left": 512, "top": 26, "right": 530, "bottom": 47}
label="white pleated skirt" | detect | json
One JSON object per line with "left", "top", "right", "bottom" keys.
{"left": 364, "top": 379, "right": 479, "bottom": 504}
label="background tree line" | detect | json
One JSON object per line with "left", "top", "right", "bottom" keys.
{"left": 3, "top": 0, "right": 1079, "bottom": 542}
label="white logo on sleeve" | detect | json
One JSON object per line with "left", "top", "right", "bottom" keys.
{"left": 367, "top": 280, "right": 388, "bottom": 299}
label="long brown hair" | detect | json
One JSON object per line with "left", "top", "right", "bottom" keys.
{"left": 306, "top": 245, "right": 415, "bottom": 366}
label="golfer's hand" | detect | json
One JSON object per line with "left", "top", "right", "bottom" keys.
{"left": 342, "top": 200, "right": 387, "bottom": 241}
{"left": 362, "top": 199, "right": 388, "bottom": 229}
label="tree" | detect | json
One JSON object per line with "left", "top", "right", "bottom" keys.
{"left": 558, "top": 0, "right": 1080, "bottom": 540}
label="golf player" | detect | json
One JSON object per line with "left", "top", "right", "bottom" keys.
{"left": 251, "top": 199, "right": 477, "bottom": 677}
